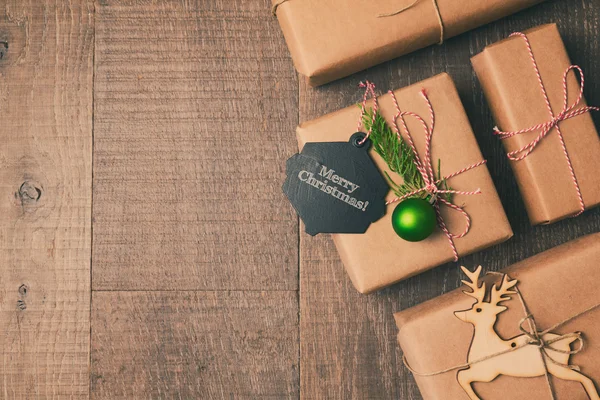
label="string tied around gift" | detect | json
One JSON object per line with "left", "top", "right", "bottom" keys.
{"left": 493, "top": 32, "right": 600, "bottom": 217}
{"left": 386, "top": 89, "right": 486, "bottom": 261}
{"left": 356, "top": 82, "right": 486, "bottom": 261}
{"left": 378, "top": 0, "right": 444, "bottom": 45}
{"left": 357, "top": 81, "right": 379, "bottom": 146}
{"left": 518, "top": 314, "right": 584, "bottom": 371}
{"left": 402, "top": 270, "right": 600, "bottom": 400}
{"left": 271, "top": 0, "right": 445, "bottom": 44}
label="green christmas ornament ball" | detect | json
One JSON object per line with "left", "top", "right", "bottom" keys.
{"left": 391, "top": 198, "right": 437, "bottom": 242}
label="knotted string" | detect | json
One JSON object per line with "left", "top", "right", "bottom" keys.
{"left": 402, "top": 270, "right": 600, "bottom": 400}
{"left": 356, "top": 82, "right": 486, "bottom": 261}
{"left": 493, "top": 32, "right": 599, "bottom": 217}
{"left": 272, "top": 0, "right": 445, "bottom": 44}
{"left": 387, "top": 89, "right": 485, "bottom": 261}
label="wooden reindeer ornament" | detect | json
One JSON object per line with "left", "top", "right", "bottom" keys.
{"left": 454, "top": 266, "right": 600, "bottom": 400}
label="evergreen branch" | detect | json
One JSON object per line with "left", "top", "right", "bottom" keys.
{"left": 361, "top": 108, "right": 451, "bottom": 202}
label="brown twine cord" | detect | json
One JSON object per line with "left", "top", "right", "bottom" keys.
{"left": 378, "top": 0, "right": 444, "bottom": 45}
{"left": 402, "top": 271, "right": 600, "bottom": 400}
{"left": 271, "top": 0, "right": 445, "bottom": 45}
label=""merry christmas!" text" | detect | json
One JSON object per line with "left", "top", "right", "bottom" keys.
{"left": 298, "top": 165, "right": 370, "bottom": 211}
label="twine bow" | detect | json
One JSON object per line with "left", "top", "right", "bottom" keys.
{"left": 403, "top": 270, "right": 600, "bottom": 400}
{"left": 386, "top": 89, "right": 486, "bottom": 261}
{"left": 493, "top": 32, "right": 599, "bottom": 217}
{"left": 357, "top": 82, "right": 486, "bottom": 261}
{"left": 518, "top": 314, "right": 584, "bottom": 372}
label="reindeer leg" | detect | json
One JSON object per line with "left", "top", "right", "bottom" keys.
{"left": 457, "top": 369, "right": 481, "bottom": 400}
{"left": 458, "top": 368, "right": 500, "bottom": 400}
{"left": 548, "top": 364, "right": 600, "bottom": 400}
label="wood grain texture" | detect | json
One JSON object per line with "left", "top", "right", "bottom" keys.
{"left": 92, "top": 0, "right": 298, "bottom": 291}
{"left": 298, "top": 1, "right": 600, "bottom": 398}
{"left": 0, "top": 0, "right": 93, "bottom": 398}
{"left": 91, "top": 290, "right": 299, "bottom": 399}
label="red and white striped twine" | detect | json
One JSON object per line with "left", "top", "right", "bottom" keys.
{"left": 357, "top": 81, "right": 379, "bottom": 145}
{"left": 493, "top": 32, "right": 599, "bottom": 217}
{"left": 357, "top": 83, "right": 487, "bottom": 261}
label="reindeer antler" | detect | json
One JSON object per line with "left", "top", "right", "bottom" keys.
{"left": 490, "top": 274, "right": 518, "bottom": 306}
{"left": 460, "top": 266, "right": 486, "bottom": 303}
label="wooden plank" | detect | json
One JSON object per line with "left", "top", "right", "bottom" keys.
{"left": 298, "top": 1, "right": 600, "bottom": 398}
{"left": 0, "top": 0, "right": 93, "bottom": 398}
{"left": 92, "top": 0, "right": 299, "bottom": 291}
{"left": 91, "top": 290, "right": 299, "bottom": 399}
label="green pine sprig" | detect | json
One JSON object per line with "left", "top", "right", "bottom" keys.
{"left": 361, "top": 108, "right": 451, "bottom": 202}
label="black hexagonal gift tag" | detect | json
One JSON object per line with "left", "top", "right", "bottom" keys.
{"left": 283, "top": 132, "right": 389, "bottom": 236}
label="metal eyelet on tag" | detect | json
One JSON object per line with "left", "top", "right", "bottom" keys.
{"left": 350, "top": 132, "right": 370, "bottom": 149}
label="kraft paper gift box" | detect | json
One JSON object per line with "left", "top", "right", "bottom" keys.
{"left": 272, "top": 0, "right": 546, "bottom": 86}
{"left": 296, "top": 73, "right": 513, "bottom": 293}
{"left": 394, "top": 232, "right": 600, "bottom": 400}
{"left": 472, "top": 24, "right": 600, "bottom": 225}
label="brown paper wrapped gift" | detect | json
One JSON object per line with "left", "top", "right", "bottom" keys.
{"left": 272, "top": 0, "right": 546, "bottom": 86}
{"left": 296, "top": 73, "right": 512, "bottom": 293}
{"left": 394, "top": 232, "right": 600, "bottom": 400}
{"left": 472, "top": 24, "right": 600, "bottom": 225}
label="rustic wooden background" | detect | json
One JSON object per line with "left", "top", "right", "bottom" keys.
{"left": 0, "top": 0, "right": 598, "bottom": 398}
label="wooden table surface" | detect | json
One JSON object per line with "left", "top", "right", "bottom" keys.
{"left": 0, "top": 0, "right": 598, "bottom": 398}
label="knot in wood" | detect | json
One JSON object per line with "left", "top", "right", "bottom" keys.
{"left": 18, "top": 181, "right": 42, "bottom": 204}
{"left": 0, "top": 41, "right": 8, "bottom": 60}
